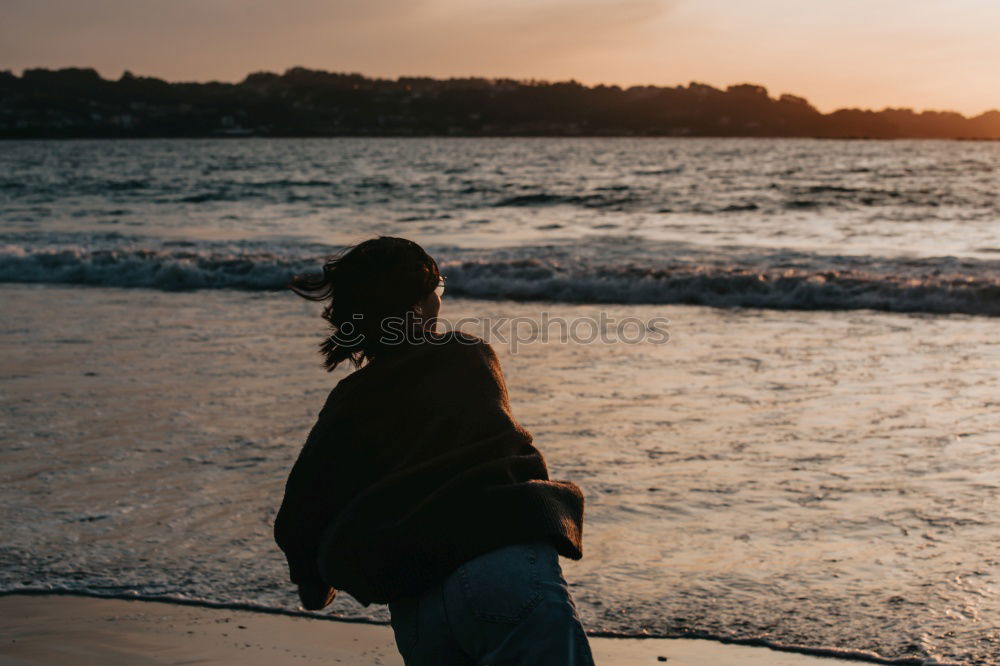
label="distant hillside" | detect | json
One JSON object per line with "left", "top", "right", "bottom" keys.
{"left": 1, "top": 67, "right": 998, "bottom": 139}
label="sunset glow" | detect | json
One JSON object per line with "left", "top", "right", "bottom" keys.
{"left": 2, "top": 0, "right": 999, "bottom": 115}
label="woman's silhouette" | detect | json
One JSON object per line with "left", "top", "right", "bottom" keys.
{"left": 275, "top": 236, "right": 594, "bottom": 665}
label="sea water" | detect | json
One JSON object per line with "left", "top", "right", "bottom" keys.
{"left": 1, "top": 138, "right": 998, "bottom": 665}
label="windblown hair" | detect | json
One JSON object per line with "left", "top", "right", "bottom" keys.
{"left": 289, "top": 236, "right": 441, "bottom": 371}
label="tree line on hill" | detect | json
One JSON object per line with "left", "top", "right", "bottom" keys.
{"left": 1, "top": 66, "right": 998, "bottom": 139}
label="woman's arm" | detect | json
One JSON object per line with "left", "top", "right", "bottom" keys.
{"left": 274, "top": 396, "right": 343, "bottom": 610}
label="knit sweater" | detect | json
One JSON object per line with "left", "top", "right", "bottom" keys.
{"left": 273, "top": 331, "right": 585, "bottom": 608}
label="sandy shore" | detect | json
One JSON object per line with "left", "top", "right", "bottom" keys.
{"left": 5, "top": 284, "right": 989, "bottom": 662}
{"left": 0, "top": 594, "right": 871, "bottom": 666}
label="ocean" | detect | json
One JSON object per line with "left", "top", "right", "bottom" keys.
{"left": 1, "top": 138, "right": 998, "bottom": 665}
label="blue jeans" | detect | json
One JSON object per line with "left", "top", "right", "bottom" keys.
{"left": 388, "top": 541, "right": 595, "bottom": 666}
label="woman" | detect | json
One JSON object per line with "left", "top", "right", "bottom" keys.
{"left": 274, "top": 236, "right": 594, "bottom": 665}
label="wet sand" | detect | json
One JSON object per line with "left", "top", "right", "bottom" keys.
{"left": 0, "top": 595, "right": 870, "bottom": 666}
{"left": 2, "top": 284, "right": 996, "bottom": 663}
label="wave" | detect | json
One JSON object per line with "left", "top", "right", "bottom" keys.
{"left": 2, "top": 239, "right": 998, "bottom": 317}
{"left": 444, "top": 259, "right": 1000, "bottom": 316}
{"left": 0, "top": 243, "right": 311, "bottom": 291}
{"left": 494, "top": 192, "right": 635, "bottom": 209}
{"left": 634, "top": 166, "right": 685, "bottom": 175}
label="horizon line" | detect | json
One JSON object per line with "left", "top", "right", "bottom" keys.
{"left": 9, "top": 65, "right": 998, "bottom": 120}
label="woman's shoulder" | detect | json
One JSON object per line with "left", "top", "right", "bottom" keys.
{"left": 330, "top": 330, "right": 495, "bottom": 392}
{"left": 326, "top": 330, "right": 508, "bottom": 414}
{"left": 433, "top": 329, "right": 488, "bottom": 348}
{"left": 428, "top": 330, "right": 499, "bottom": 361}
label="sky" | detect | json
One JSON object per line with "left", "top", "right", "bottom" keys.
{"left": 2, "top": 0, "right": 999, "bottom": 116}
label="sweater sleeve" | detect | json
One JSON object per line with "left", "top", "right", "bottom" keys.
{"left": 273, "top": 393, "right": 343, "bottom": 608}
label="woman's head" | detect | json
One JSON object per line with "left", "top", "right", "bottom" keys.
{"left": 290, "top": 236, "right": 442, "bottom": 371}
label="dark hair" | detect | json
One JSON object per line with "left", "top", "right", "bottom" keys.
{"left": 289, "top": 236, "right": 441, "bottom": 371}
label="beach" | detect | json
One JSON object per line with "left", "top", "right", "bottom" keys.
{"left": 0, "top": 594, "right": 878, "bottom": 665}
{"left": 2, "top": 138, "right": 998, "bottom": 664}
{"left": 2, "top": 283, "right": 996, "bottom": 664}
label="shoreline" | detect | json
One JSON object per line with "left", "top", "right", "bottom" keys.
{"left": 0, "top": 593, "right": 898, "bottom": 665}
{"left": 2, "top": 135, "right": 999, "bottom": 140}
{"left": 3, "top": 283, "right": 993, "bottom": 664}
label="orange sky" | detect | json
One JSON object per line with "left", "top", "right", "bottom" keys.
{"left": 2, "top": 0, "right": 998, "bottom": 115}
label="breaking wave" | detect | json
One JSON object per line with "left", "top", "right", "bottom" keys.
{"left": 2, "top": 236, "right": 997, "bottom": 316}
